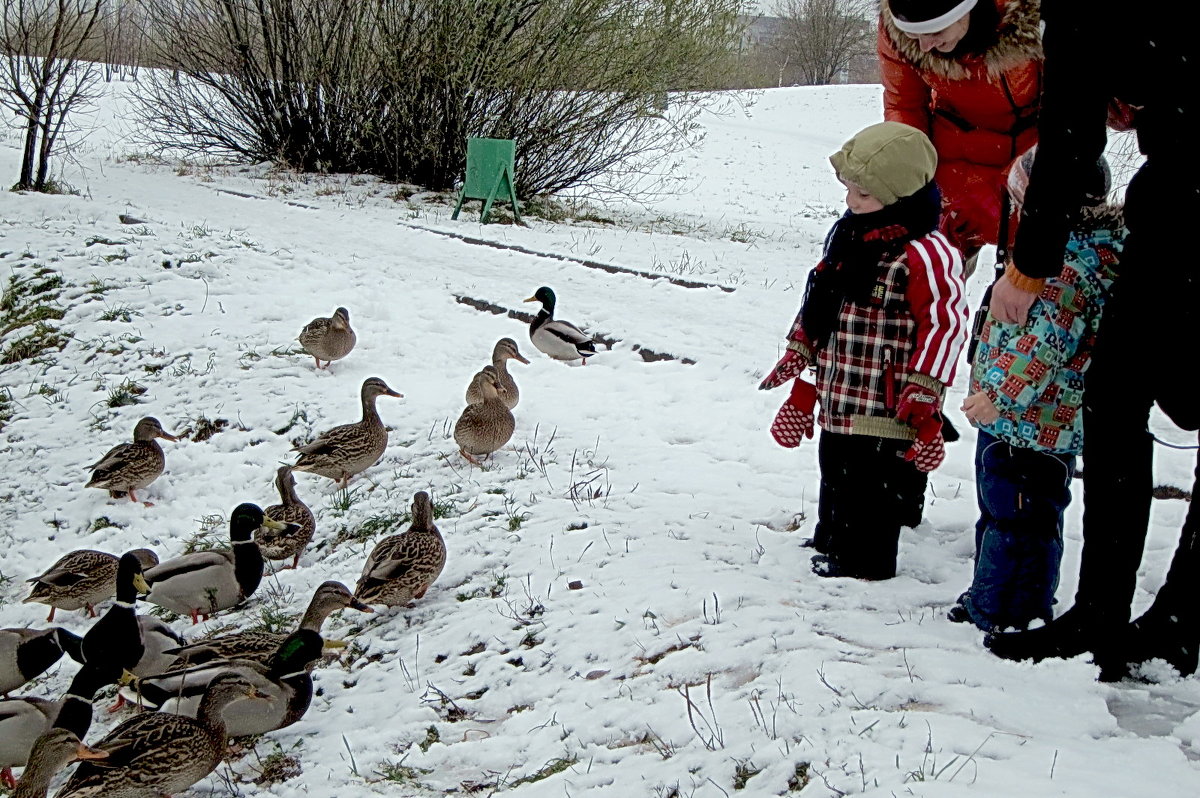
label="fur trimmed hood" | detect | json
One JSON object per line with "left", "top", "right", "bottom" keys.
{"left": 881, "top": 0, "right": 1042, "bottom": 80}
{"left": 1075, "top": 202, "right": 1125, "bottom": 235}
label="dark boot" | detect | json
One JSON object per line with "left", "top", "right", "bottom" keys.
{"left": 984, "top": 604, "right": 1110, "bottom": 661}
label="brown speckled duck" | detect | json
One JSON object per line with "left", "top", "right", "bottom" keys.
{"left": 454, "top": 367, "right": 515, "bottom": 465}
{"left": 85, "top": 417, "right": 178, "bottom": 505}
{"left": 299, "top": 306, "right": 356, "bottom": 369}
{"left": 353, "top": 492, "right": 447, "bottom": 607}
{"left": 156, "top": 581, "right": 371, "bottom": 671}
{"left": 22, "top": 549, "right": 159, "bottom": 623}
{"left": 52, "top": 672, "right": 263, "bottom": 798}
{"left": 292, "top": 377, "right": 402, "bottom": 487}
{"left": 466, "top": 338, "right": 529, "bottom": 410}
{"left": 256, "top": 465, "right": 316, "bottom": 569}
{"left": 11, "top": 729, "right": 107, "bottom": 798}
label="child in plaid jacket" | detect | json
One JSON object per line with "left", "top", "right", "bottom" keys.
{"left": 761, "top": 122, "right": 969, "bottom": 580}
{"left": 954, "top": 147, "right": 1122, "bottom": 631}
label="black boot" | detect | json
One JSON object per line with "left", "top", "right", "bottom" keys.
{"left": 984, "top": 604, "right": 1109, "bottom": 662}
{"left": 1094, "top": 610, "right": 1199, "bottom": 682}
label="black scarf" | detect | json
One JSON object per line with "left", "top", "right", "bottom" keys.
{"left": 800, "top": 181, "right": 942, "bottom": 349}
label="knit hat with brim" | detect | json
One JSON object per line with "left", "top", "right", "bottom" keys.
{"left": 889, "top": 0, "right": 978, "bottom": 34}
{"left": 830, "top": 121, "right": 937, "bottom": 206}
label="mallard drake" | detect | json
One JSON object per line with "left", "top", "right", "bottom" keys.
{"left": 466, "top": 338, "right": 529, "bottom": 409}
{"left": 299, "top": 306, "right": 356, "bottom": 369}
{"left": 0, "top": 628, "right": 81, "bottom": 697}
{"left": 143, "top": 503, "right": 282, "bottom": 624}
{"left": 11, "top": 729, "right": 106, "bottom": 798}
{"left": 159, "top": 581, "right": 370, "bottom": 672}
{"left": 454, "top": 367, "right": 515, "bottom": 465}
{"left": 256, "top": 465, "right": 316, "bottom": 569}
{"left": 354, "top": 492, "right": 447, "bottom": 607}
{"left": 120, "top": 631, "right": 324, "bottom": 738}
{"left": 23, "top": 548, "right": 159, "bottom": 623}
{"left": 292, "top": 377, "right": 403, "bottom": 488}
{"left": 77, "top": 552, "right": 150, "bottom": 682}
{"left": 52, "top": 672, "right": 264, "bottom": 798}
{"left": 524, "top": 286, "right": 597, "bottom": 363}
{"left": 0, "top": 698, "right": 57, "bottom": 789}
{"left": 85, "top": 416, "right": 179, "bottom": 506}
{"left": 50, "top": 665, "right": 119, "bottom": 742}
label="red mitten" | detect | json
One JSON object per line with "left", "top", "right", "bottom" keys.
{"left": 904, "top": 416, "right": 946, "bottom": 472}
{"left": 895, "top": 382, "right": 940, "bottom": 427}
{"left": 771, "top": 378, "right": 817, "bottom": 448}
{"left": 759, "top": 349, "right": 808, "bottom": 391}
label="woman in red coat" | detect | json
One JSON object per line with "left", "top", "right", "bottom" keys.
{"left": 878, "top": 0, "right": 1042, "bottom": 269}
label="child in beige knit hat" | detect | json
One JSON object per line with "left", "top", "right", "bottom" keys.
{"left": 759, "top": 121, "right": 968, "bottom": 580}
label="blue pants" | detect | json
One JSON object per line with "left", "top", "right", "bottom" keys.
{"left": 965, "top": 431, "right": 1075, "bottom": 631}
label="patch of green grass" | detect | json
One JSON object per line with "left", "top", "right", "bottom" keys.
{"left": 331, "top": 511, "right": 408, "bottom": 547}
{"left": 376, "top": 759, "right": 430, "bottom": 785}
{"left": 507, "top": 756, "right": 577, "bottom": 788}
{"left": 1, "top": 322, "right": 70, "bottom": 364}
{"left": 417, "top": 725, "right": 440, "bottom": 753}
{"left": 89, "top": 516, "right": 125, "bottom": 532}
{"left": 0, "top": 389, "right": 13, "bottom": 432}
{"left": 99, "top": 304, "right": 141, "bottom": 322}
{"left": 106, "top": 379, "right": 147, "bottom": 408}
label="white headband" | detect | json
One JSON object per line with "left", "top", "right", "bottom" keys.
{"left": 892, "top": 0, "right": 978, "bottom": 34}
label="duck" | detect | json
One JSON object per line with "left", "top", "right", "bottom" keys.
{"left": 0, "top": 698, "right": 57, "bottom": 790}
{"left": 158, "top": 581, "right": 371, "bottom": 672}
{"left": 121, "top": 630, "right": 325, "bottom": 738}
{"left": 292, "top": 377, "right": 403, "bottom": 488}
{"left": 298, "top": 306, "right": 356, "bottom": 369}
{"left": 49, "top": 665, "right": 120, "bottom": 742}
{"left": 523, "top": 286, "right": 597, "bottom": 363}
{"left": 454, "top": 367, "right": 515, "bottom": 465}
{"left": 466, "top": 338, "right": 529, "bottom": 409}
{"left": 354, "top": 491, "right": 447, "bottom": 607}
{"left": 129, "top": 617, "right": 186, "bottom": 678}
{"left": 11, "top": 729, "right": 107, "bottom": 798}
{"left": 256, "top": 465, "right": 316, "bottom": 569}
{"left": 143, "top": 503, "right": 282, "bottom": 624}
{"left": 52, "top": 672, "right": 264, "bottom": 798}
{"left": 76, "top": 552, "right": 150, "bottom": 683}
{"left": 85, "top": 416, "right": 179, "bottom": 506}
{"left": 23, "top": 548, "right": 159, "bottom": 623}
{"left": 0, "top": 628, "right": 81, "bottom": 697}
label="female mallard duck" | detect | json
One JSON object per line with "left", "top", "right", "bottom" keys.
{"left": 12, "top": 729, "right": 107, "bottom": 798}
{"left": 523, "top": 286, "right": 597, "bottom": 363}
{"left": 0, "top": 698, "right": 57, "bottom": 789}
{"left": 466, "top": 338, "right": 529, "bottom": 409}
{"left": 299, "top": 306, "right": 356, "bottom": 369}
{"left": 85, "top": 416, "right": 179, "bottom": 506}
{"left": 256, "top": 465, "right": 316, "bottom": 569}
{"left": 143, "top": 503, "right": 282, "bottom": 624}
{"left": 292, "top": 377, "right": 403, "bottom": 488}
{"left": 119, "top": 631, "right": 324, "bottom": 738}
{"left": 23, "top": 548, "right": 159, "bottom": 623}
{"left": 354, "top": 492, "right": 447, "bottom": 607}
{"left": 158, "top": 581, "right": 370, "bottom": 672}
{"left": 454, "top": 367, "right": 514, "bottom": 465}
{"left": 52, "top": 672, "right": 264, "bottom": 798}
{"left": 0, "top": 628, "right": 80, "bottom": 697}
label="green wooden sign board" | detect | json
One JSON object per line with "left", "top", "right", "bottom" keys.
{"left": 452, "top": 137, "right": 522, "bottom": 224}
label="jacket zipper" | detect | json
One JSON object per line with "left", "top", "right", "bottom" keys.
{"left": 882, "top": 345, "right": 896, "bottom": 410}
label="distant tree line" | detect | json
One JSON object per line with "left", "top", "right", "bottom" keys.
{"left": 1, "top": 0, "right": 873, "bottom": 197}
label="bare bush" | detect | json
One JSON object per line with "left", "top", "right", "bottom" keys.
{"left": 129, "top": 0, "right": 746, "bottom": 197}
{"left": 0, "top": 0, "right": 106, "bottom": 191}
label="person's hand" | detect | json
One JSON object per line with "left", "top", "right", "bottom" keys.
{"left": 759, "top": 349, "right": 807, "bottom": 390}
{"left": 989, "top": 272, "right": 1038, "bottom": 325}
{"left": 961, "top": 391, "right": 1000, "bottom": 425}
{"left": 770, "top": 378, "right": 817, "bottom": 448}
{"left": 903, "top": 417, "right": 946, "bottom": 473}
{"left": 896, "top": 382, "right": 940, "bottom": 428}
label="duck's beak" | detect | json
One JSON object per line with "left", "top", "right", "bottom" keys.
{"left": 260, "top": 515, "right": 289, "bottom": 532}
{"left": 75, "top": 744, "right": 109, "bottom": 762}
{"left": 119, "top": 670, "right": 137, "bottom": 686}
{"left": 523, "top": 295, "right": 537, "bottom": 303}
{"left": 322, "top": 639, "right": 349, "bottom": 649}
{"left": 158, "top": 430, "right": 180, "bottom": 442}
{"left": 133, "top": 573, "right": 151, "bottom": 594}
{"left": 348, "top": 597, "right": 374, "bottom": 613}
{"left": 385, "top": 389, "right": 404, "bottom": 398}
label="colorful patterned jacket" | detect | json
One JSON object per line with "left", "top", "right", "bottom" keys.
{"left": 971, "top": 204, "right": 1124, "bottom": 453}
{"left": 787, "top": 231, "right": 969, "bottom": 439}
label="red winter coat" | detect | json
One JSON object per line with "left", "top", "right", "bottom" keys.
{"left": 878, "top": 0, "right": 1042, "bottom": 256}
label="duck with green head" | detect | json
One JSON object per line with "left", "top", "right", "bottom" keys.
{"left": 524, "top": 286, "right": 597, "bottom": 363}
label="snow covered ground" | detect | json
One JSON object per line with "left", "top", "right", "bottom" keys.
{"left": 1, "top": 81, "right": 1198, "bottom": 797}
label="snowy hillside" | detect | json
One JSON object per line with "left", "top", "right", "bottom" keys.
{"left": 1, "top": 82, "right": 1198, "bottom": 798}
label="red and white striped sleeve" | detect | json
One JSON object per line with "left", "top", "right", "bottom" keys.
{"left": 904, "top": 232, "right": 969, "bottom": 386}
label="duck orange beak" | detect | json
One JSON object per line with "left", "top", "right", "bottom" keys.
{"left": 75, "top": 744, "right": 109, "bottom": 761}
